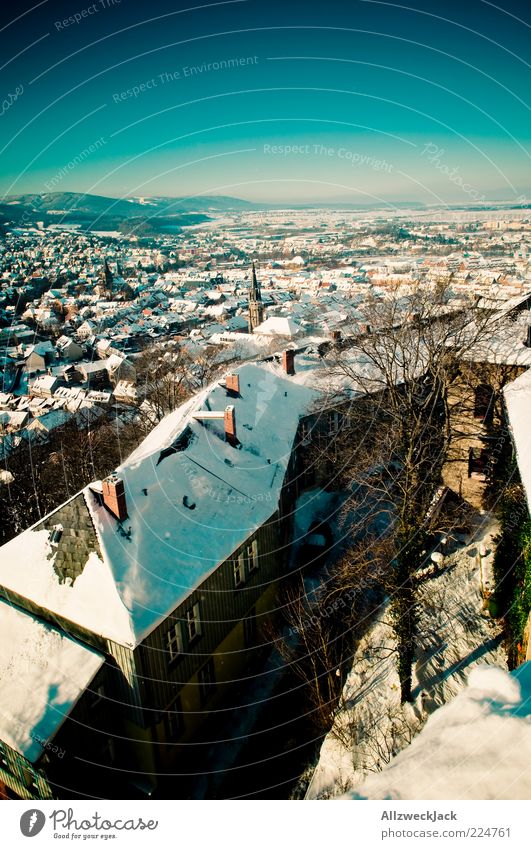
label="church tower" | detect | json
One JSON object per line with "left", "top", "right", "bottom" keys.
{"left": 95, "top": 258, "right": 114, "bottom": 298}
{"left": 248, "top": 262, "right": 264, "bottom": 331}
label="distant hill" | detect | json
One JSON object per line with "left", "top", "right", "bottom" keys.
{"left": 0, "top": 192, "right": 244, "bottom": 235}
{"left": 3, "top": 192, "right": 257, "bottom": 218}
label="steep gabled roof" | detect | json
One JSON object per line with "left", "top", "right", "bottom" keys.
{"left": 0, "top": 363, "right": 317, "bottom": 649}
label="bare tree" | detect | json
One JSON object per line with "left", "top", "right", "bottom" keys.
{"left": 274, "top": 537, "right": 389, "bottom": 732}
{"left": 311, "top": 282, "right": 502, "bottom": 700}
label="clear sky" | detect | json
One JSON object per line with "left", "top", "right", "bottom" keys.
{"left": 0, "top": 0, "right": 530, "bottom": 205}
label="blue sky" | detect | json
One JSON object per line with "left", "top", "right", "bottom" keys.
{"left": 0, "top": 0, "right": 530, "bottom": 203}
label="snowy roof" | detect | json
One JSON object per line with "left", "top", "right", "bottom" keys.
{"left": 0, "top": 363, "right": 317, "bottom": 648}
{"left": 461, "top": 313, "right": 531, "bottom": 366}
{"left": 352, "top": 664, "right": 531, "bottom": 800}
{"left": 504, "top": 368, "right": 531, "bottom": 511}
{"left": 0, "top": 599, "right": 104, "bottom": 763}
{"left": 31, "top": 374, "right": 58, "bottom": 390}
{"left": 27, "top": 409, "right": 72, "bottom": 432}
{"left": 253, "top": 316, "right": 301, "bottom": 337}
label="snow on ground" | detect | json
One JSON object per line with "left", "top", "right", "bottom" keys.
{"left": 306, "top": 518, "right": 506, "bottom": 799}
{"left": 352, "top": 663, "right": 531, "bottom": 800}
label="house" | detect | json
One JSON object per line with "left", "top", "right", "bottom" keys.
{"left": 75, "top": 360, "right": 110, "bottom": 389}
{"left": 77, "top": 320, "right": 96, "bottom": 340}
{"left": 22, "top": 341, "right": 55, "bottom": 375}
{"left": 112, "top": 380, "right": 138, "bottom": 403}
{"left": 106, "top": 353, "right": 136, "bottom": 384}
{"left": 0, "top": 359, "right": 319, "bottom": 797}
{"left": 56, "top": 335, "right": 83, "bottom": 362}
{"left": 25, "top": 409, "right": 72, "bottom": 440}
{"left": 0, "top": 410, "right": 29, "bottom": 433}
{"left": 30, "top": 374, "right": 60, "bottom": 398}
{"left": 441, "top": 310, "right": 531, "bottom": 506}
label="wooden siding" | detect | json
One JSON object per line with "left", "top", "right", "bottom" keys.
{"left": 0, "top": 740, "right": 53, "bottom": 800}
{"left": 135, "top": 513, "right": 284, "bottom": 722}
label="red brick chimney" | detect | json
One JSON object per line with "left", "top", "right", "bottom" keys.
{"left": 224, "top": 405, "right": 237, "bottom": 446}
{"left": 225, "top": 373, "right": 240, "bottom": 396}
{"left": 282, "top": 349, "right": 295, "bottom": 376}
{"left": 102, "top": 474, "right": 128, "bottom": 522}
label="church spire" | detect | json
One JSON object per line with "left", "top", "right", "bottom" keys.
{"left": 248, "top": 262, "right": 264, "bottom": 331}
{"left": 103, "top": 259, "right": 114, "bottom": 289}
{"left": 250, "top": 262, "right": 262, "bottom": 303}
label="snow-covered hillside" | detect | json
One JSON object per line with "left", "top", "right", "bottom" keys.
{"left": 307, "top": 519, "right": 506, "bottom": 799}
{"left": 352, "top": 663, "right": 531, "bottom": 800}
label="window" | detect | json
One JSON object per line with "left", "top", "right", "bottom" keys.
{"left": 49, "top": 526, "right": 63, "bottom": 545}
{"left": 186, "top": 602, "right": 202, "bottom": 643}
{"left": 166, "top": 622, "right": 183, "bottom": 661}
{"left": 22, "top": 766, "right": 37, "bottom": 790}
{"left": 326, "top": 411, "right": 340, "bottom": 436}
{"left": 164, "top": 697, "right": 183, "bottom": 741}
{"left": 300, "top": 420, "right": 312, "bottom": 445}
{"left": 247, "top": 539, "right": 259, "bottom": 572}
{"left": 198, "top": 657, "right": 215, "bottom": 705}
{"left": 233, "top": 554, "right": 245, "bottom": 588}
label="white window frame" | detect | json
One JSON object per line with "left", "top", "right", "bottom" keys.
{"left": 186, "top": 602, "right": 202, "bottom": 643}
{"left": 233, "top": 554, "right": 245, "bottom": 588}
{"left": 248, "top": 539, "right": 259, "bottom": 572}
{"left": 167, "top": 622, "right": 183, "bottom": 661}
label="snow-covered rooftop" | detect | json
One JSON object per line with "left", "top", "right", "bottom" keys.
{"left": 460, "top": 312, "right": 531, "bottom": 366}
{"left": 0, "top": 599, "right": 104, "bottom": 762}
{"left": 352, "top": 664, "right": 531, "bottom": 800}
{"left": 0, "top": 362, "right": 317, "bottom": 648}
{"left": 504, "top": 367, "right": 531, "bottom": 511}
{"left": 253, "top": 316, "right": 301, "bottom": 337}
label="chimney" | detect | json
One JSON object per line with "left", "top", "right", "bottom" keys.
{"left": 224, "top": 405, "right": 237, "bottom": 446}
{"left": 525, "top": 324, "right": 531, "bottom": 348}
{"left": 359, "top": 323, "right": 372, "bottom": 335}
{"left": 225, "top": 373, "right": 240, "bottom": 397}
{"left": 282, "top": 349, "right": 295, "bottom": 376}
{"left": 330, "top": 329, "right": 341, "bottom": 343}
{"left": 102, "top": 474, "right": 128, "bottom": 522}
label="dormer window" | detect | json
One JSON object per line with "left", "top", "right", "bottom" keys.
{"left": 49, "top": 526, "right": 63, "bottom": 545}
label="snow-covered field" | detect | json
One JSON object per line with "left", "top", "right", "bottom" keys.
{"left": 307, "top": 518, "right": 507, "bottom": 799}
